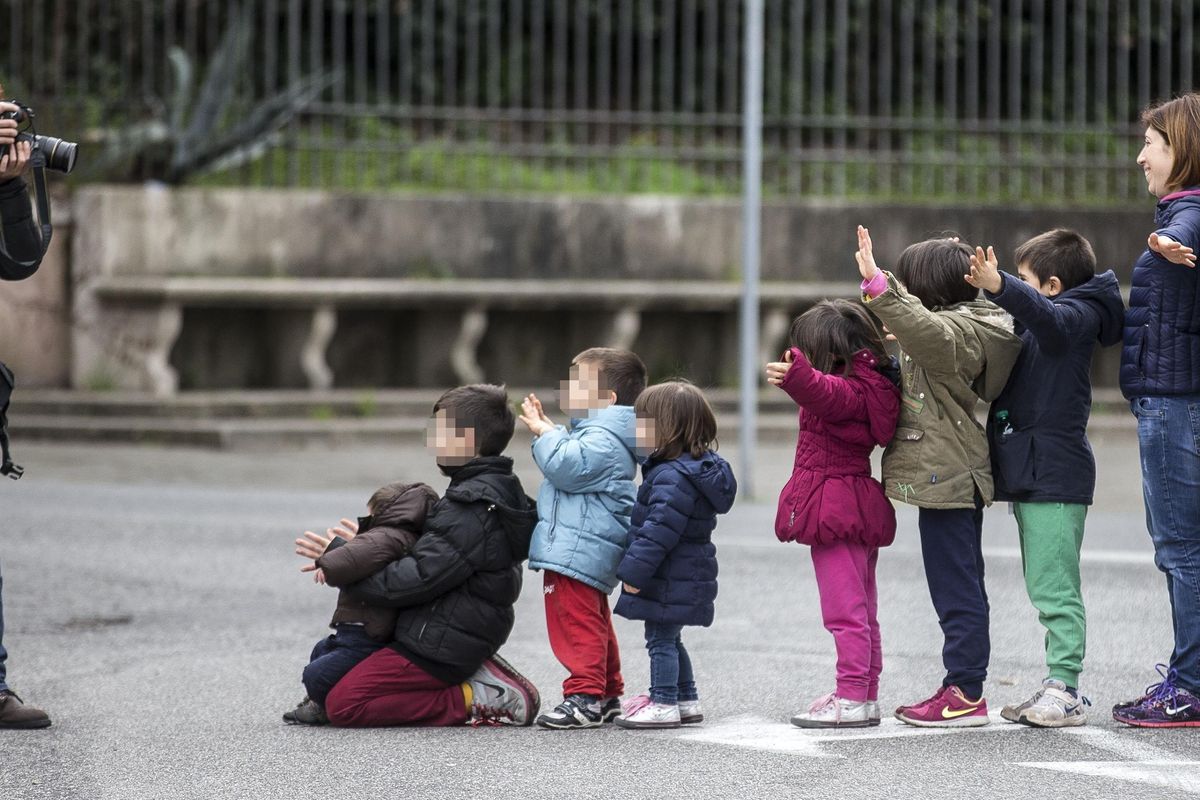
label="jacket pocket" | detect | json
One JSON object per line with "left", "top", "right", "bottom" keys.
{"left": 994, "top": 429, "right": 1037, "bottom": 495}
{"left": 886, "top": 427, "right": 925, "bottom": 490}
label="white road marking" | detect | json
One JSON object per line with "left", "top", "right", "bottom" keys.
{"left": 678, "top": 712, "right": 1028, "bottom": 757}
{"left": 1014, "top": 725, "right": 1200, "bottom": 794}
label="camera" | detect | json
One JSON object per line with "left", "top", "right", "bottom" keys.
{"left": 0, "top": 101, "right": 78, "bottom": 174}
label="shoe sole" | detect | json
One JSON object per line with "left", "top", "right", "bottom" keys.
{"left": 681, "top": 714, "right": 704, "bottom": 725}
{"left": 485, "top": 653, "right": 541, "bottom": 726}
{"left": 535, "top": 715, "right": 603, "bottom": 730}
{"left": 613, "top": 718, "right": 681, "bottom": 729}
{"left": 0, "top": 719, "right": 51, "bottom": 730}
{"left": 894, "top": 711, "right": 990, "bottom": 728}
{"left": 1017, "top": 714, "right": 1086, "bottom": 728}
{"left": 1112, "top": 714, "right": 1200, "bottom": 728}
{"left": 790, "top": 717, "right": 873, "bottom": 729}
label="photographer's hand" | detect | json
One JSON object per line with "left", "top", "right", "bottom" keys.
{"left": 0, "top": 139, "right": 31, "bottom": 182}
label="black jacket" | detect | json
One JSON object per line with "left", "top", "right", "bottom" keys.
{"left": 346, "top": 457, "right": 537, "bottom": 684}
{"left": 0, "top": 178, "right": 43, "bottom": 281}
{"left": 986, "top": 270, "right": 1125, "bottom": 505}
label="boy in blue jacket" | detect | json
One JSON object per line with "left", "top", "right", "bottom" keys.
{"left": 518, "top": 347, "right": 647, "bottom": 729}
{"left": 965, "top": 229, "right": 1125, "bottom": 728}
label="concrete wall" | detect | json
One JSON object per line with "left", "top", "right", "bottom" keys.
{"left": 60, "top": 185, "right": 1162, "bottom": 390}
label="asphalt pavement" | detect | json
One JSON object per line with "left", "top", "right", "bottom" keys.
{"left": 1, "top": 426, "right": 1197, "bottom": 800}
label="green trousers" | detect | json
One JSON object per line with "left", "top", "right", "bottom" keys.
{"left": 1013, "top": 502, "right": 1088, "bottom": 687}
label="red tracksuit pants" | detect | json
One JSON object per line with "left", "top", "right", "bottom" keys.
{"left": 324, "top": 648, "right": 468, "bottom": 727}
{"left": 543, "top": 571, "right": 624, "bottom": 699}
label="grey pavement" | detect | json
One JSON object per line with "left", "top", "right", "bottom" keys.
{"left": 1, "top": 427, "right": 1197, "bottom": 800}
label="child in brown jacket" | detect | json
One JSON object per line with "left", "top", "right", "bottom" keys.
{"left": 283, "top": 480, "right": 438, "bottom": 725}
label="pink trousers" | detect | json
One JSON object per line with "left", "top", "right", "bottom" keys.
{"left": 811, "top": 540, "right": 882, "bottom": 702}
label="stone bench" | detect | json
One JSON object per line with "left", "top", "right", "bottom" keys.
{"left": 85, "top": 276, "right": 863, "bottom": 396}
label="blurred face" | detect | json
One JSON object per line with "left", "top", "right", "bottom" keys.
{"left": 1138, "top": 126, "right": 1175, "bottom": 198}
{"left": 426, "top": 409, "right": 476, "bottom": 466}
{"left": 1015, "top": 261, "right": 1061, "bottom": 298}
{"left": 560, "top": 360, "right": 616, "bottom": 416}
{"left": 634, "top": 416, "right": 657, "bottom": 457}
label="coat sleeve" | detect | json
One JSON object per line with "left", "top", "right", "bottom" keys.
{"left": 615, "top": 474, "right": 695, "bottom": 589}
{"left": 343, "top": 517, "right": 480, "bottom": 608}
{"left": 865, "top": 272, "right": 980, "bottom": 379}
{"left": 317, "top": 525, "right": 421, "bottom": 587}
{"left": 532, "top": 425, "right": 625, "bottom": 493}
{"left": 777, "top": 347, "right": 867, "bottom": 423}
{"left": 0, "top": 178, "right": 43, "bottom": 281}
{"left": 1156, "top": 204, "right": 1200, "bottom": 251}
{"left": 985, "top": 272, "right": 1094, "bottom": 357}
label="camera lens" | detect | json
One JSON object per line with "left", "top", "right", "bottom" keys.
{"left": 34, "top": 135, "right": 78, "bottom": 174}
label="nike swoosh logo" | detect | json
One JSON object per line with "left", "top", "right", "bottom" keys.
{"left": 941, "top": 705, "right": 983, "bottom": 719}
{"left": 1165, "top": 704, "right": 1192, "bottom": 716}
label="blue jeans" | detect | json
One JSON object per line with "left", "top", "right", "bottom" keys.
{"left": 644, "top": 622, "right": 698, "bottom": 706}
{"left": 0, "top": 559, "right": 8, "bottom": 693}
{"left": 302, "top": 625, "right": 384, "bottom": 706}
{"left": 1133, "top": 395, "right": 1200, "bottom": 693}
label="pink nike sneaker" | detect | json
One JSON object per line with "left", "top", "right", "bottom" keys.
{"left": 895, "top": 685, "right": 989, "bottom": 728}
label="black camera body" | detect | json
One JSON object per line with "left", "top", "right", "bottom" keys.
{"left": 0, "top": 100, "right": 78, "bottom": 174}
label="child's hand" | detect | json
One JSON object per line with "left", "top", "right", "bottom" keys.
{"left": 855, "top": 225, "right": 880, "bottom": 281}
{"left": 1149, "top": 232, "right": 1198, "bottom": 267}
{"left": 623, "top": 582, "right": 640, "bottom": 595}
{"left": 765, "top": 349, "right": 794, "bottom": 386}
{"left": 519, "top": 393, "right": 555, "bottom": 436}
{"left": 965, "top": 246, "right": 1003, "bottom": 293}
{"left": 330, "top": 518, "right": 358, "bottom": 540}
{"left": 295, "top": 529, "right": 334, "bottom": 569}
{"left": 313, "top": 568, "right": 327, "bottom": 585}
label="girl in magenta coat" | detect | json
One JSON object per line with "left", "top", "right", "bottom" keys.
{"left": 765, "top": 299, "right": 901, "bottom": 729}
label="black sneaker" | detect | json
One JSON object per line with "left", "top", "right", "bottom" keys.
{"left": 600, "top": 696, "right": 622, "bottom": 723}
{"left": 535, "top": 694, "right": 603, "bottom": 729}
{"left": 283, "top": 696, "right": 329, "bottom": 725}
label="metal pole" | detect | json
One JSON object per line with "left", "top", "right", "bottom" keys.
{"left": 738, "top": 0, "right": 764, "bottom": 499}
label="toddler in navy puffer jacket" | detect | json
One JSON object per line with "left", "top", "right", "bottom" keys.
{"left": 613, "top": 380, "right": 737, "bottom": 730}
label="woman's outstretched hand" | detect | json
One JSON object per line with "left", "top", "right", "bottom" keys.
{"left": 1149, "top": 232, "right": 1197, "bottom": 267}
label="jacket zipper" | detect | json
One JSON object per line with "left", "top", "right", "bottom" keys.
{"left": 418, "top": 598, "right": 441, "bottom": 641}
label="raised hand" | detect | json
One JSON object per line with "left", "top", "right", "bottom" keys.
{"left": 518, "top": 393, "right": 555, "bottom": 436}
{"left": 965, "top": 245, "right": 1003, "bottom": 293}
{"left": 1149, "top": 232, "right": 1197, "bottom": 267}
{"left": 855, "top": 225, "right": 880, "bottom": 281}
{"left": 765, "top": 348, "right": 795, "bottom": 386}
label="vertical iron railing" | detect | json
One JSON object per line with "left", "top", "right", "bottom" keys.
{"left": 1, "top": 1, "right": 1196, "bottom": 205}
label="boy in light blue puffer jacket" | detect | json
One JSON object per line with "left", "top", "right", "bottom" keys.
{"left": 517, "top": 347, "right": 647, "bottom": 730}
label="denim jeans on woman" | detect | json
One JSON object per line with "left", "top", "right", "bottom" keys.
{"left": 644, "top": 621, "right": 699, "bottom": 706}
{"left": 1132, "top": 395, "right": 1200, "bottom": 693}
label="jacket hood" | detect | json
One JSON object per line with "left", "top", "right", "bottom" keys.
{"left": 1059, "top": 270, "right": 1126, "bottom": 347}
{"left": 661, "top": 452, "right": 738, "bottom": 514}
{"left": 572, "top": 404, "right": 638, "bottom": 456}
{"left": 444, "top": 456, "right": 537, "bottom": 559}
{"left": 849, "top": 350, "right": 903, "bottom": 447}
{"left": 1156, "top": 187, "right": 1200, "bottom": 226}
{"left": 947, "top": 301, "right": 1022, "bottom": 402}
{"left": 367, "top": 482, "right": 438, "bottom": 530}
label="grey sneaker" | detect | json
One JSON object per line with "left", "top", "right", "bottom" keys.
{"left": 791, "top": 692, "right": 872, "bottom": 729}
{"left": 1000, "top": 687, "right": 1044, "bottom": 723}
{"left": 1016, "top": 679, "right": 1089, "bottom": 728}
{"left": 679, "top": 698, "right": 704, "bottom": 725}
{"left": 282, "top": 696, "right": 328, "bottom": 726}
{"left": 466, "top": 654, "right": 540, "bottom": 726}
{"left": 535, "top": 694, "right": 603, "bottom": 729}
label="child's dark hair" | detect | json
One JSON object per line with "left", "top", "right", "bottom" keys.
{"left": 431, "top": 384, "right": 514, "bottom": 456}
{"left": 1014, "top": 228, "right": 1096, "bottom": 293}
{"left": 573, "top": 347, "right": 648, "bottom": 405}
{"left": 894, "top": 238, "right": 979, "bottom": 310}
{"left": 634, "top": 380, "right": 718, "bottom": 460}
{"left": 789, "top": 299, "right": 889, "bottom": 375}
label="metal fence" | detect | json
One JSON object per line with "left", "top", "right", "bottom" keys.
{"left": 2, "top": 1, "right": 1196, "bottom": 205}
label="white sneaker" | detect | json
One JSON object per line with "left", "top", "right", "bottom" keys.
{"left": 1014, "top": 679, "right": 1089, "bottom": 728}
{"left": 867, "top": 700, "right": 882, "bottom": 726}
{"left": 790, "top": 692, "right": 872, "bottom": 729}
{"left": 614, "top": 695, "right": 681, "bottom": 729}
{"left": 679, "top": 699, "right": 704, "bottom": 724}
